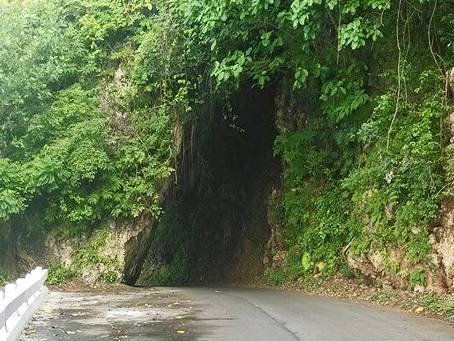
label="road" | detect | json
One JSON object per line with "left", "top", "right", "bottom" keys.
{"left": 20, "top": 286, "right": 453, "bottom": 341}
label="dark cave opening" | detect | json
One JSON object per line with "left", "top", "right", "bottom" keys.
{"left": 172, "top": 86, "right": 282, "bottom": 284}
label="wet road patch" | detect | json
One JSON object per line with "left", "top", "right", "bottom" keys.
{"left": 19, "top": 287, "right": 198, "bottom": 340}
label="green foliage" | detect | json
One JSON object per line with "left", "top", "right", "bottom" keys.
{"left": 100, "top": 270, "right": 119, "bottom": 284}
{"left": 345, "top": 69, "right": 445, "bottom": 264}
{"left": 273, "top": 64, "right": 447, "bottom": 285}
{"left": 47, "top": 265, "right": 76, "bottom": 285}
{"left": 320, "top": 77, "right": 369, "bottom": 122}
{"left": 264, "top": 267, "right": 288, "bottom": 286}
{"left": 144, "top": 253, "right": 189, "bottom": 286}
{"left": 182, "top": 0, "right": 390, "bottom": 93}
{"left": 278, "top": 183, "right": 355, "bottom": 275}
{"left": 0, "top": 268, "right": 8, "bottom": 286}
{"left": 0, "top": 0, "right": 85, "bottom": 156}
{"left": 73, "top": 229, "right": 115, "bottom": 268}
{"left": 141, "top": 208, "right": 190, "bottom": 285}
{"left": 107, "top": 106, "right": 175, "bottom": 219}
{"left": 268, "top": 1, "right": 452, "bottom": 285}
{"left": 0, "top": 0, "right": 177, "bottom": 234}
{"left": 418, "top": 293, "right": 454, "bottom": 320}
{"left": 410, "top": 270, "right": 426, "bottom": 287}
{"left": 301, "top": 252, "right": 314, "bottom": 272}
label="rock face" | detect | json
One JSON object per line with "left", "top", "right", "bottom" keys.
{"left": 447, "top": 67, "right": 454, "bottom": 99}
{"left": 42, "top": 216, "right": 154, "bottom": 285}
{"left": 262, "top": 80, "right": 305, "bottom": 270}
{"left": 430, "top": 193, "right": 454, "bottom": 292}
{"left": 345, "top": 200, "right": 454, "bottom": 293}
{"left": 263, "top": 189, "right": 284, "bottom": 269}
{"left": 122, "top": 215, "right": 155, "bottom": 284}
{"left": 429, "top": 87, "right": 454, "bottom": 292}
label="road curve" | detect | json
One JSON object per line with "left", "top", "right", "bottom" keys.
{"left": 180, "top": 287, "right": 453, "bottom": 340}
{"left": 20, "top": 286, "right": 453, "bottom": 341}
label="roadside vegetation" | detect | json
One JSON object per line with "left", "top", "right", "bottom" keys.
{"left": 0, "top": 270, "right": 8, "bottom": 287}
{"left": 283, "top": 276, "right": 454, "bottom": 322}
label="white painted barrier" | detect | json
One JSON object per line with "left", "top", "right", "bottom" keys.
{"left": 0, "top": 267, "right": 48, "bottom": 341}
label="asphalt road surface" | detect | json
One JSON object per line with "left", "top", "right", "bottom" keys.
{"left": 20, "top": 286, "right": 453, "bottom": 341}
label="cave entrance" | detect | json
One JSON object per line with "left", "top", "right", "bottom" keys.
{"left": 181, "top": 85, "right": 281, "bottom": 284}
{"left": 139, "top": 85, "right": 281, "bottom": 285}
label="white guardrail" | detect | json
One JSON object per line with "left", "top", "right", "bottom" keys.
{"left": 0, "top": 267, "right": 48, "bottom": 341}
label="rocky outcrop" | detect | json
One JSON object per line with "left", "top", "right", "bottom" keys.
{"left": 122, "top": 215, "right": 155, "bottom": 284}
{"left": 346, "top": 202, "right": 454, "bottom": 293}
{"left": 263, "top": 189, "right": 285, "bottom": 269}
{"left": 430, "top": 189, "right": 454, "bottom": 292}
{"left": 429, "top": 77, "right": 454, "bottom": 291}
{"left": 347, "top": 247, "right": 426, "bottom": 291}
{"left": 447, "top": 67, "right": 454, "bottom": 99}
{"left": 44, "top": 217, "right": 154, "bottom": 285}
{"left": 262, "top": 79, "right": 307, "bottom": 270}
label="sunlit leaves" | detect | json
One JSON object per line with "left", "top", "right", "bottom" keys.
{"left": 293, "top": 67, "right": 308, "bottom": 89}
{"left": 338, "top": 18, "right": 383, "bottom": 50}
{"left": 0, "top": 190, "right": 25, "bottom": 220}
{"left": 0, "top": 1, "right": 75, "bottom": 151}
{"left": 0, "top": 159, "right": 25, "bottom": 220}
{"left": 0, "top": 0, "right": 179, "bottom": 228}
